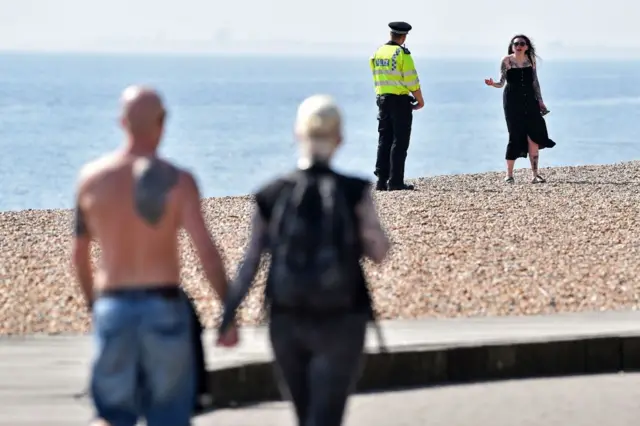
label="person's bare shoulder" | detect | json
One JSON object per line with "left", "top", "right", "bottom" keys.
{"left": 171, "top": 163, "right": 195, "bottom": 190}
{"left": 76, "top": 153, "right": 120, "bottom": 191}
{"left": 173, "top": 165, "right": 209, "bottom": 235}
{"left": 168, "top": 163, "right": 199, "bottom": 204}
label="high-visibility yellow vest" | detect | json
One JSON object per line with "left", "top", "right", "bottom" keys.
{"left": 369, "top": 43, "right": 420, "bottom": 96}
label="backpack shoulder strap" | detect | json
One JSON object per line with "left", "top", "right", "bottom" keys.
{"left": 268, "top": 172, "right": 309, "bottom": 240}
{"left": 317, "top": 175, "right": 334, "bottom": 210}
{"left": 330, "top": 176, "right": 359, "bottom": 246}
{"left": 317, "top": 174, "right": 338, "bottom": 236}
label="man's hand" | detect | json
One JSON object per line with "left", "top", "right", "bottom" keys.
{"left": 412, "top": 99, "right": 424, "bottom": 110}
{"left": 216, "top": 323, "right": 239, "bottom": 347}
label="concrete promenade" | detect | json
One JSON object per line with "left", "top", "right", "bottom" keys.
{"left": 2, "top": 310, "right": 640, "bottom": 424}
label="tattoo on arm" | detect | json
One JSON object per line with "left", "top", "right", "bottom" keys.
{"left": 495, "top": 58, "right": 509, "bottom": 88}
{"left": 532, "top": 65, "right": 543, "bottom": 102}
{"left": 73, "top": 205, "right": 88, "bottom": 236}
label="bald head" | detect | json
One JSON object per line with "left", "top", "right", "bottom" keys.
{"left": 120, "top": 85, "right": 166, "bottom": 146}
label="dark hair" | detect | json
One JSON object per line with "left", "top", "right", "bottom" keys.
{"left": 508, "top": 34, "right": 539, "bottom": 65}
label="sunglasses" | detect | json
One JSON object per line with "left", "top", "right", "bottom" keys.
{"left": 513, "top": 41, "right": 527, "bottom": 47}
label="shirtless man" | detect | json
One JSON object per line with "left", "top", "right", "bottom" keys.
{"left": 71, "top": 85, "right": 237, "bottom": 426}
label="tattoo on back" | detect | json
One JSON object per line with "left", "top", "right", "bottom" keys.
{"left": 73, "top": 205, "right": 88, "bottom": 236}
{"left": 133, "top": 158, "right": 179, "bottom": 225}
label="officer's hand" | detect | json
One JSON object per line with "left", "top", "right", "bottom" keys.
{"left": 413, "top": 100, "right": 425, "bottom": 110}
{"left": 484, "top": 78, "right": 494, "bottom": 86}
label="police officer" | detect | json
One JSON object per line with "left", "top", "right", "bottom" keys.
{"left": 370, "top": 21, "right": 424, "bottom": 191}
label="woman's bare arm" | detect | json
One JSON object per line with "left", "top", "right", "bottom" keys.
{"left": 531, "top": 60, "right": 544, "bottom": 102}
{"left": 492, "top": 56, "right": 510, "bottom": 88}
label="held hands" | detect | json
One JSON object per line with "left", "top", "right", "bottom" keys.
{"left": 216, "top": 321, "right": 239, "bottom": 347}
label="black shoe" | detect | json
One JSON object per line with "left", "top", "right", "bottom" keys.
{"left": 375, "top": 181, "right": 388, "bottom": 191}
{"left": 387, "top": 182, "right": 415, "bottom": 191}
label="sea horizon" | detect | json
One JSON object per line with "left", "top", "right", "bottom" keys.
{"left": 4, "top": 49, "right": 640, "bottom": 62}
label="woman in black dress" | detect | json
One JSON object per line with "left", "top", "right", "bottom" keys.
{"left": 485, "top": 34, "right": 555, "bottom": 183}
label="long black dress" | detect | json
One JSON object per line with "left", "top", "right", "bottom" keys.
{"left": 503, "top": 66, "right": 556, "bottom": 160}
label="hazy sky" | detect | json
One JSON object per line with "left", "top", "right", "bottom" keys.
{"left": 1, "top": 0, "right": 639, "bottom": 58}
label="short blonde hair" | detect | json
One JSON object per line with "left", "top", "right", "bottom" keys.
{"left": 295, "top": 95, "right": 342, "bottom": 160}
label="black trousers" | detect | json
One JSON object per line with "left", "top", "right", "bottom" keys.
{"left": 374, "top": 94, "right": 414, "bottom": 185}
{"left": 269, "top": 312, "right": 367, "bottom": 426}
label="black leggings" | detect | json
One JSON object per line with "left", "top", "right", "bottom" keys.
{"left": 269, "top": 312, "right": 368, "bottom": 426}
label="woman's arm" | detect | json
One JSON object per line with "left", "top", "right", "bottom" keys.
{"left": 219, "top": 207, "right": 268, "bottom": 331}
{"left": 492, "top": 56, "right": 510, "bottom": 88}
{"left": 355, "top": 189, "right": 390, "bottom": 264}
{"left": 531, "top": 60, "right": 544, "bottom": 102}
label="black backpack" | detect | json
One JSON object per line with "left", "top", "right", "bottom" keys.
{"left": 266, "top": 171, "right": 363, "bottom": 312}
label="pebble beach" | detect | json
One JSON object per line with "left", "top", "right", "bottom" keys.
{"left": 0, "top": 161, "right": 638, "bottom": 336}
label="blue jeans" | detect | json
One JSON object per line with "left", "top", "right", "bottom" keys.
{"left": 90, "top": 288, "right": 195, "bottom": 426}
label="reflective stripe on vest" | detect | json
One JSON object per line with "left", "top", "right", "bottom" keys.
{"left": 369, "top": 45, "right": 420, "bottom": 95}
